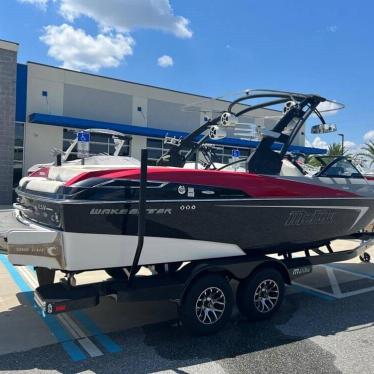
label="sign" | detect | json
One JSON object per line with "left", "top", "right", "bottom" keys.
{"left": 231, "top": 149, "right": 240, "bottom": 158}
{"left": 77, "top": 131, "right": 90, "bottom": 158}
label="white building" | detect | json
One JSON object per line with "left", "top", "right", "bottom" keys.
{"left": 0, "top": 39, "right": 320, "bottom": 204}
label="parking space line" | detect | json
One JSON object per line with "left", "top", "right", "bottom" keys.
{"left": 28, "top": 266, "right": 122, "bottom": 355}
{"left": 325, "top": 267, "right": 342, "bottom": 297}
{"left": 20, "top": 266, "right": 104, "bottom": 358}
{"left": 324, "top": 264, "right": 374, "bottom": 280}
{"left": 72, "top": 311, "right": 122, "bottom": 353}
{"left": 291, "top": 282, "right": 336, "bottom": 301}
{"left": 0, "top": 255, "right": 87, "bottom": 362}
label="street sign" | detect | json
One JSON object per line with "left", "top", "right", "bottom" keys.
{"left": 77, "top": 131, "right": 90, "bottom": 158}
{"left": 232, "top": 149, "right": 240, "bottom": 158}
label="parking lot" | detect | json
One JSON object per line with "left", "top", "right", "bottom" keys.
{"left": 1, "top": 241, "right": 374, "bottom": 374}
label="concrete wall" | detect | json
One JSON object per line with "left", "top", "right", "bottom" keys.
{"left": 63, "top": 84, "right": 133, "bottom": 124}
{"left": 0, "top": 41, "right": 18, "bottom": 204}
{"left": 24, "top": 62, "right": 295, "bottom": 172}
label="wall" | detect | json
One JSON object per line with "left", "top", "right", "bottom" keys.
{"left": 24, "top": 62, "right": 290, "bottom": 172}
{"left": 0, "top": 40, "right": 18, "bottom": 204}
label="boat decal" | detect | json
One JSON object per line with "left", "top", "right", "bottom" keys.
{"left": 285, "top": 210, "right": 336, "bottom": 226}
{"left": 89, "top": 208, "right": 172, "bottom": 215}
{"left": 217, "top": 204, "right": 370, "bottom": 230}
{"left": 7, "top": 233, "right": 66, "bottom": 267}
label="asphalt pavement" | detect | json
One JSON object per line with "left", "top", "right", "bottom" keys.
{"left": 1, "top": 242, "right": 374, "bottom": 373}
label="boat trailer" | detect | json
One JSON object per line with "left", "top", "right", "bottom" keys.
{"left": 30, "top": 149, "right": 374, "bottom": 335}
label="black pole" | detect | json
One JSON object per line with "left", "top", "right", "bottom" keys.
{"left": 128, "top": 149, "right": 148, "bottom": 285}
{"left": 56, "top": 153, "right": 62, "bottom": 166}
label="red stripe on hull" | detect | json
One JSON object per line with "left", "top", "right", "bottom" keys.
{"left": 66, "top": 167, "right": 357, "bottom": 198}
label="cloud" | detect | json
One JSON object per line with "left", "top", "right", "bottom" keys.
{"left": 17, "top": 0, "right": 48, "bottom": 9}
{"left": 310, "top": 136, "right": 329, "bottom": 150}
{"left": 58, "top": 0, "right": 193, "bottom": 38}
{"left": 157, "top": 54, "right": 173, "bottom": 68}
{"left": 316, "top": 100, "right": 342, "bottom": 116}
{"left": 327, "top": 25, "right": 338, "bottom": 33}
{"left": 364, "top": 130, "right": 374, "bottom": 143}
{"left": 40, "top": 24, "right": 134, "bottom": 72}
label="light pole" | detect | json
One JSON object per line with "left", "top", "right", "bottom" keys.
{"left": 338, "top": 133, "right": 344, "bottom": 155}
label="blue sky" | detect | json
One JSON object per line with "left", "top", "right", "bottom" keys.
{"left": 1, "top": 0, "right": 373, "bottom": 151}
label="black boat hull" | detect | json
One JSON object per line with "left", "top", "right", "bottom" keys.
{"left": 19, "top": 194, "right": 374, "bottom": 253}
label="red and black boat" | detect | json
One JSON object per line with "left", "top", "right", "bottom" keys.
{"left": 2, "top": 90, "right": 374, "bottom": 273}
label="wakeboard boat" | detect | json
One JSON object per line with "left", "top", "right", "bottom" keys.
{"left": 2, "top": 89, "right": 374, "bottom": 275}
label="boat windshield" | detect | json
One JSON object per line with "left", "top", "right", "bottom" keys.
{"left": 317, "top": 157, "right": 364, "bottom": 179}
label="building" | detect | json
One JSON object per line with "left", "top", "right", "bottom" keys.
{"left": 0, "top": 40, "right": 324, "bottom": 204}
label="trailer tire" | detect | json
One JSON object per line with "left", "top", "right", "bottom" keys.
{"left": 35, "top": 267, "right": 55, "bottom": 287}
{"left": 179, "top": 273, "right": 233, "bottom": 336}
{"left": 237, "top": 268, "right": 284, "bottom": 321}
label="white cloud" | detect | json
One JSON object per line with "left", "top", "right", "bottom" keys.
{"left": 17, "top": 0, "right": 48, "bottom": 9}
{"left": 364, "top": 130, "right": 374, "bottom": 143}
{"left": 40, "top": 24, "right": 134, "bottom": 72}
{"left": 157, "top": 54, "right": 173, "bottom": 68}
{"left": 58, "top": 0, "right": 193, "bottom": 38}
{"left": 310, "top": 136, "right": 329, "bottom": 150}
{"left": 316, "top": 100, "right": 342, "bottom": 116}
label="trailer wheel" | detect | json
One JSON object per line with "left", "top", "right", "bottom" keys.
{"left": 179, "top": 273, "right": 233, "bottom": 336}
{"left": 237, "top": 268, "right": 284, "bottom": 321}
{"left": 35, "top": 267, "right": 55, "bottom": 287}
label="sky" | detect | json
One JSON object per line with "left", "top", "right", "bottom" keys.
{"left": 1, "top": 0, "right": 374, "bottom": 153}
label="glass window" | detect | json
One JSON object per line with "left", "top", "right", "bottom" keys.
{"left": 13, "top": 122, "right": 24, "bottom": 191}
{"left": 319, "top": 158, "right": 364, "bottom": 178}
{"left": 63, "top": 128, "right": 131, "bottom": 159}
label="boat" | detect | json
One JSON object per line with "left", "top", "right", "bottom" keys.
{"left": 2, "top": 89, "right": 374, "bottom": 275}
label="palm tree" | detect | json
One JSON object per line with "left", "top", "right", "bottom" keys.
{"left": 358, "top": 140, "right": 374, "bottom": 167}
{"left": 327, "top": 142, "right": 346, "bottom": 157}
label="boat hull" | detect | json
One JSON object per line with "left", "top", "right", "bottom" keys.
{"left": 7, "top": 195, "right": 374, "bottom": 270}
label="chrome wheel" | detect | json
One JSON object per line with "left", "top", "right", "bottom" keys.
{"left": 253, "top": 279, "right": 280, "bottom": 314}
{"left": 195, "top": 287, "right": 226, "bottom": 324}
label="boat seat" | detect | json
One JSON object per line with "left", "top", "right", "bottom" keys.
{"left": 19, "top": 176, "right": 48, "bottom": 188}
{"left": 25, "top": 179, "right": 65, "bottom": 194}
{"left": 280, "top": 159, "right": 304, "bottom": 177}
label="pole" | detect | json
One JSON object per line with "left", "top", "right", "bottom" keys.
{"left": 128, "top": 149, "right": 148, "bottom": 285}
{"left": 338, "top": 133, "right": 344, "bottom": 155}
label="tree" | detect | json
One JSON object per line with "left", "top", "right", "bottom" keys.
{"left": 327, "top": 142, "right": 346, "bottom": 157}
{"left": 358, "top": 140, "right": 374, "bottom": 167}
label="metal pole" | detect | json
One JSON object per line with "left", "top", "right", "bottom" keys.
{"left": 128, "top": 149, "right": 148, "bottom": 285}
{"left": 338, "top": 133, "right": 344, "bottom": 155}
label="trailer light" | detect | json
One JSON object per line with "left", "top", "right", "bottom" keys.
{"left": 55, "top": 304, "right": 67, "bottom": 312}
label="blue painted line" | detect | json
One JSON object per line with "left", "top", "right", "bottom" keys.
{"left": 291, "top": 283, "right": 336, "bottom": 301}
{"left": 28, "top": 264, "right": 121, "bottom": 354}
{"left": 73, "top": 311, "right": 122, "bottom": 353}
{"left": 0, "top": 255, "right": 87, "bottom": 361}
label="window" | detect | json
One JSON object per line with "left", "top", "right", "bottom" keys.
{"left": 146, "top": 137, "right": 251, "bottom": 167}
{"left": 318, "top": 158, "right": 363, "bottom": 179}
{"left": 63, "top": 128, "right": 131, "bottom": 161}
{"left": 13, "top": 122, "right": 24, "bottom": 189}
